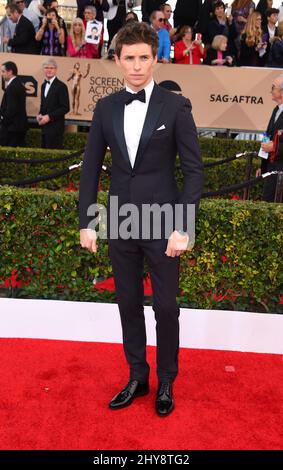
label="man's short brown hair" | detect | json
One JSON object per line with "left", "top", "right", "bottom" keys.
{"left": 115, "top": 21, "right": 158, "bottom": 58}
{"left": 5, "top": 3, "right": 21, "bottom": 14}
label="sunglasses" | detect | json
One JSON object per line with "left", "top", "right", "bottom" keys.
{"left": 158, "top": 18, "right": 166, "bottom": 22}
{"left": 16, "top": 1, "right": 24, "bottom": 3}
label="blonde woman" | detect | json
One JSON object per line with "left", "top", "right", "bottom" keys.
{"left": 204, "top": 35, "right": 234, "bottom": 65}
{"left": 239, "top": 11, "right": 266, "bottom": 65}
{"left": 67, "top": 18, "right": 99, "bottom": 59}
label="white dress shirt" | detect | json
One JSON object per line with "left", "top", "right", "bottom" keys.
{"left": 268, "top": 25, "right": 276, "bottom": 40}
{"left": 6, "top": 76, "right": 16, "bottom": 88}
{"left": 44, "top": 75, "right": 56, "bottom": 98}
{"left": 124, "top": 79, "right": 154, "bottom": 168}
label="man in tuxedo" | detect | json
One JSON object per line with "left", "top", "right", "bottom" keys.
{"left": 261, "top": 8, "right": 279, "bottom": 65}
{"left": 256, "top": 75, "right": 283, "bottom": 201}
{"left": 0, "top": 61, "right": 28, "bottom": 147}
{"left": 79, "top": 21, "right": 203, "bottom": 416}
{"left": 37, "top": 59, "right": 70, "bottom": 149}
{"left": 4, "top": 3, "right": 37, "bottom": 54}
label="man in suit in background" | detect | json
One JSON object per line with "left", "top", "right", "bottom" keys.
{"left": 79, "top": 21, "right": 203, "bottom": 417}
{"left": 3, "top": 3, "right": 37, "bottom": 54}
{"left": 256, "top": 75, "right": 283, "bottom": 202}
{"left": 37, "top": 59, "right": 70, "bottom": 149}
{"left": 0, "top": 61, "right": 28, "bottom": 147}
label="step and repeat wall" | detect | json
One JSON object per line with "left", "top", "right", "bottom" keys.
{"left": 0, "top": 53, "right": 281, "bottom": 131}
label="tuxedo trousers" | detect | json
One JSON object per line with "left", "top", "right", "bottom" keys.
{"left": 41, "top": 131, "right": 63, "bottom": 150}
{"left": 108, "top": 238, "right": 180, "bottom": 383}
{"left": 0, "top": 127, "right": 26, "bottom": 147}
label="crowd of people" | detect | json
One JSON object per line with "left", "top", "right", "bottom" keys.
{"left": 1, "top": 0, "right": 283, "bottom": 67}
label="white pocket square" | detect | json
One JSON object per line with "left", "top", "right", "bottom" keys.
{"left": 156, "top": 124, "right": 166, "bottom": 131}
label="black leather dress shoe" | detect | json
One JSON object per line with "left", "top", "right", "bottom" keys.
{"left": 109, "top": 380, "right": 149, "bottom": 410}
{"left": 156, "top": 381, "right": 174, "bottom": 417}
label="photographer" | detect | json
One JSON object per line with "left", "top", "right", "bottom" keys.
{"left": 35, "top": 7, "right": 65, "bottom": 56}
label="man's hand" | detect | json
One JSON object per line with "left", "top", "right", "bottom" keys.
{"left": 80, "top": 229, "right": 97, "bottom": 253}
{"left": 36, "top": 114, "right": 42, "bottom": 124}
{"left": 256, "top": 168, "right": 262, "bottom": 177}
{"left": 38, "top": 114, "right": 50, "bottom": 126}
{"left": 261, "top": 141, "right": 273, "bottom": 153}
{"left": 3, "top": 37, "right": 9, "bottom": 44}
{"left": 165, "top": 230, "right": 189, "bottom": 257}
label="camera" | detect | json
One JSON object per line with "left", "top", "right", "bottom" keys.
{"left": 47, "top": 18, "right": 52, "bottom": 23}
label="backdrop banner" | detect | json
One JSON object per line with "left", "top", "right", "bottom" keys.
{"left": 0, "top": 53, "right": 282, "bottom": 131}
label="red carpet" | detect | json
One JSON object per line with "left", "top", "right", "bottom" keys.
{"left": 0, "top": 338, "right": 282, "bottom": 450}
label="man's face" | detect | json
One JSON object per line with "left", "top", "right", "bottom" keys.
{"left": 269, "top": 13, "right": 278, "bottom": 25}
{"left": 271, "top": 78, "right": 283, "bottom": 103}
{"left": 115, "top": 43, "right": 157, "bottom": 92}
{"left": 215, "top": 6, "right": 225, "bottom": 18}
{"left": 163, "top": 5, "right": 172, "bottom": 20}
{"left": 1, "top": 66, "right": 13, "bottom": 82}
{"left": 43, "top": 64, "right": 57, "bottom": 80}
{"left": 84, "top": 9, "right": 96, "bottom": 21}
{"left": 6, "top": 8, "right": 19, "bottom": 23}
{"left": 14, "top": 0, "right": 25, "bottom": 13}
{"left": 152, "top": 12, "right": 166, "bottom": 31}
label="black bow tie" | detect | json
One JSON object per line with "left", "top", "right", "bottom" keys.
{"left": 124, "top": 89, "right": 146, "bottom": 105}
{"left": 44, "top": 80, "right": 50, "bottom": 85}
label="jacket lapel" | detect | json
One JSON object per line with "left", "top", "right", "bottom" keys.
{"left": 133, "top": 84, "right": 164, "bottom": 171}
{"left": 112, "top": 89, "right": 132, "bottom": 169}
{"left": 268, "top": 106, "right": 278, "bottom": 136}
{"left": 45, "top": 76, "right": 57, "bottom": 100}
{"left": 274, "top": 109, "right": 283, "bottom": 133}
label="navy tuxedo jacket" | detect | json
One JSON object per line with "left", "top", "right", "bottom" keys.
{"left": 0, "top": 77, "right": 28, "bottom": 133}
{"left": 40, "top": 77, "right": 70, "bottom": 135}
{"left": 79, "top": 83, "right": 204, "bottom": 236}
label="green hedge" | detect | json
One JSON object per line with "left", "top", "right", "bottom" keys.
{"left": 26, "top": 128, "right": 261, "bottom": 158}
{"left": 0, "top": 147, "right": 264, "bottom": 199}
{"left": 0, "top": 187, "right": 282, "bottom": 313}
{"left": 26, "top": 128, "right": 87, "bottom": 150}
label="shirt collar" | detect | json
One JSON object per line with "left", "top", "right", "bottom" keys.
{"left": 7, "top": 76, "right": 16, "bottom": 87}
{"left": 46, "top": 76, "right": 56, "bottom": 85}
{"left": 125, "top": 79, "right": 154, "bottom": 103}
{"left": 278, "top": 103, "right": 283, "bottom": 112}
